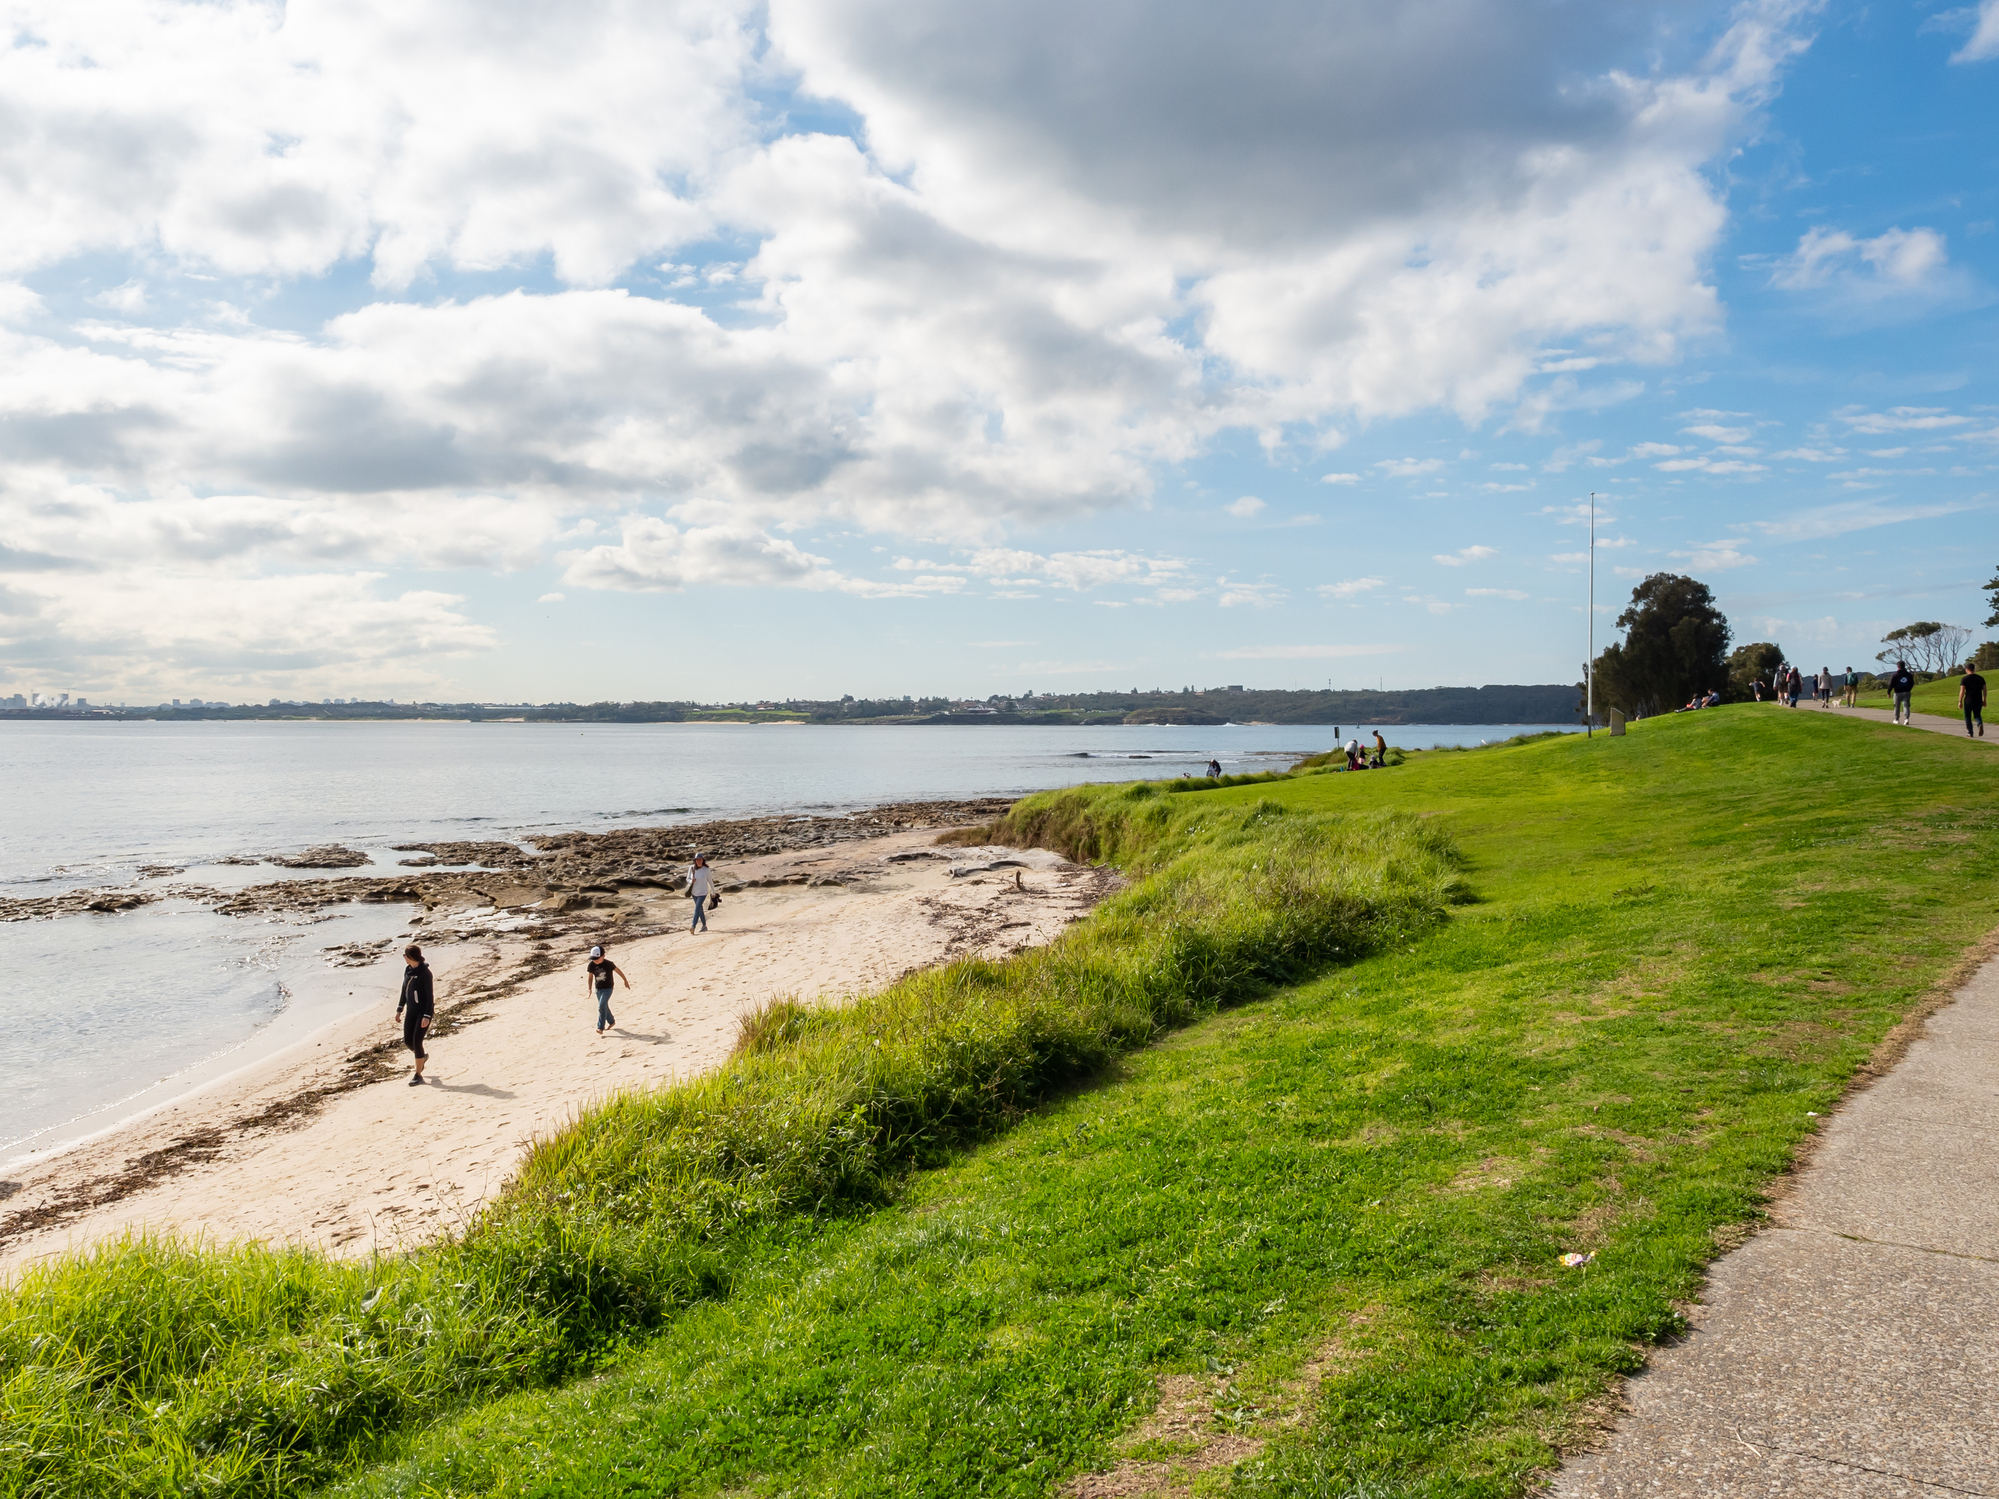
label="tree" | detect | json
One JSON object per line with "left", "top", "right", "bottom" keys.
{"left": 1984, "top": 566, "right": 1998, "bottom": 629}
{"left": 1875, "top": 622, "right": 1971, "bottom": 676}
{"left": 1589, "top": 573, "right": 1732, "bottom": 718}
{"left": 1726, "top": 641, "right": 1784, "bottom": 701}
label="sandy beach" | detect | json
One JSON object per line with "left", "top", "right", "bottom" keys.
{"left": 0, "top": 828, "right": 1113, "bottom": 1277}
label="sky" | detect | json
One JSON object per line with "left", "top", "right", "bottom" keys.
{"left": 1, "top": 0, "right": 1996, "bottom": 705}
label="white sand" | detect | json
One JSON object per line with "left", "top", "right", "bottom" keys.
{"left": 0, "top": 832, "right": 1106, "bottom": 1276}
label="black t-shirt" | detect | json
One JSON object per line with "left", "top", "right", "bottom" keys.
{"left": 1964, "top": 673, "right": 1987, "bottom": 706}
{"left": 588, "top": 957, "right": 616, "bottom": 991}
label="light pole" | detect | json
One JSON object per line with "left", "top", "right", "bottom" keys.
{"left": 1587, "top": 491, "right": 1596, "bottom": 738}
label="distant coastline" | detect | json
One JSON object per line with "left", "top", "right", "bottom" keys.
{"left": 2, "top": 682, "right": 1581, "bottom": 728}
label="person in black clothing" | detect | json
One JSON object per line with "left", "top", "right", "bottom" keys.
{"left": 395, "top": 944, "right": 433, "bottom": 1086}
{"left": 1888, "top": 660, "right": 1917, "bottom": 725}
{"left": 586, "top": 944, "right": 630, "bottom": 1034}
{"left": 1960, "top": 667, "right": 1987, "bottom": 738}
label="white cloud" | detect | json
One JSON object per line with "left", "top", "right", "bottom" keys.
{"left": 1765, "top": 226, "right": 1978, "bottom": 318}
{"left": 1226, "top": 495, "right": 1266, "bottom": 517}
{"left": 560, "top": 518, "right": 881, "bottom": 594}
{"left": 1217, "top": 579, "right": 1286, "bottom": 608}
{"left": 1835, "top": 406, "right": 1975, "bottom": 434}
{"left": 1671, "top": 540, "right": 1756, "bottom": 570}
{"left": 1317, "top": 577, "right": 1386, "bottom": 600}
{"left": 538, "top": 591, "right": 565, "bottom": 603}
{"left": 1376, "top": 457, "right": 1446, "bottom": 478}
{"left": 1680, "top": 423, "right": 1750, "bottom": 443}
{"left": 1205, "top": 643, "right": 1403, "bottom": 660}
{"left": 1770, "top": 446, "right": 1846, "bottom": 461}
{"left": 1465, "top": 587, "right": 1529, "bottom": 599}
{"left": 0, "top": 0, "right": 1823, "bottom": 683}
{"left": 1952, "top": 0, "right": 1999, "bottom": 61}
{"left": 1630, "top": 441, "right": 1682, "bottom": 457}
{"left": 1654, "top": 456, "right": 1767, "bottom": 474}
{"left": 1433, "top": 544, "right": 1497, "bottom": 566}
{"left": 1319, "top": 472, "right": 1362, "bottom": 485}
{"left": 1489, "top": 462, "right": 1528, "bottom": 471}
{"left": 1747, "top": 498, "right": 1985, "bottom": 541}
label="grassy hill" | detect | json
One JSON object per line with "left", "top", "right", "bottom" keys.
{"left": 7, "top": 708, "right": 1998, "bottom": 1497}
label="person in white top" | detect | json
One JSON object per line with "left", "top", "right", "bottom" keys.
{"left": 687, "top": 855, "right": 715, "bottom": 933}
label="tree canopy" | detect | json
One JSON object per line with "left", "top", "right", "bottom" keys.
{"left": 1876, "top": 622, "right": 1970, "bottom": 675}
{"left": 1589, "top": 573, "right": 1731, "bottom": 718}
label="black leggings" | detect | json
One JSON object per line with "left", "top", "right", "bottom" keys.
{"left": 402, "top": 1012, "right": 428, "bottom": 1059}
{"left": 1968, "top": 704, "right": 1985, "bottom": 734}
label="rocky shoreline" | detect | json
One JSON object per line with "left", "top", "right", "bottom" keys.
{"left": 0, "top": 798, "right": 1013, "bottom": 928}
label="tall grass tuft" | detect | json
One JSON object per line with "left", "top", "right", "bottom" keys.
{"left": 0, "top": 789, "right": 1461, "bottom": 1498}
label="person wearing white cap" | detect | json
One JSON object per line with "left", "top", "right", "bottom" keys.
{"left": 585, "top": 944, "right": 629, "bottom": 1034}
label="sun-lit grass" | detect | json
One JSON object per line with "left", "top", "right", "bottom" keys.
{"left": 320, "top": 706, "right": 1999, "bottom": 1498}
{"left": 1, "top": 797, "right": 1458, "bottom": 1497}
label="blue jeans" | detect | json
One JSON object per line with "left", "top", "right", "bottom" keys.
{"left": 596, "top": 988, "right": 615, "bottom": 1029}
{"left": 690, "top": 896, "right": 707, "bottom": 932}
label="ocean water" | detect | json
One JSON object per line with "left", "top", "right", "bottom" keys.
{"left": 0, "top": 719, "right": 1574, "bottom": 1161}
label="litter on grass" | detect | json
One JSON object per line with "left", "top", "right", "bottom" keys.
{"left": 1559, "top": 1252, "right": 1595, "bottom": 1268}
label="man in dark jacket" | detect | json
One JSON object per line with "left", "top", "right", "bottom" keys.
{"left": 1888, "top": 661, "right": 1917, "bottom": 725}
{"left": 395, "top": 944, "right": 434, "bottom": 1086}
{"left": 1961, "top": 666, "right": 1987, "bottom": 738}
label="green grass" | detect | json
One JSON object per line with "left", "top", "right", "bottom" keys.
{"left": 1, "top": 800, "right": 1456, "bottom": 1497}
{"left": 309, "top": 706, "right": 1997, "bottom": 1497}
{"left": 8, "top": 708, "right": 1997, "bottom": 1498}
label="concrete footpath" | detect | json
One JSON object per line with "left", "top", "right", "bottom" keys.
{"left": 1780, "top": 698, "right": 1988, "bottom": 743}
{"left": 1551, "top": 941, "right": 1999, "bottom": 1495}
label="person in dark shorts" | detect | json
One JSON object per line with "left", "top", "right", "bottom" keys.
{"left": 395, "top": 944, "right": 433, "bottom": 1086}
{"left": 586, "top": 944, "right": 629, "bottom": 1033}
{"left": 1960, "top": 667, "right": 1987, "bottom": 738}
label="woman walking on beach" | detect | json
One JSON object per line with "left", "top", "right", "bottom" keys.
{"left": 688, "top": 855, "right": 715, "bottom": 933}
{"left": 394, "top": 944, "right": 433, "bottom": 1086}
{"left": 586, "top": 944, "right": 629, "bottom": 1033}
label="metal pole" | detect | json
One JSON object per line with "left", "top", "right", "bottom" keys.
{"left": 1587, "top": 492, "right": 1595, "bottom": 737}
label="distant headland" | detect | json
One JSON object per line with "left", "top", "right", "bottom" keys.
{"left": 0, "top": 682, "right": 1579, "bottom": 726}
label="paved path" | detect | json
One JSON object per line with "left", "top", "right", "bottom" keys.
{"left": 1551, "top": 953, "right": 1999, "bottom": 1497}
{"left": 1775, "top": 699, "right": 1989, "bottom": 743}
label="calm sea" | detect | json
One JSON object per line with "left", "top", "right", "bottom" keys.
{"left": 0, "top": 720, "right": 1573, "bottom": 1161}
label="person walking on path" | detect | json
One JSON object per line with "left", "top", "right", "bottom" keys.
{"left": 687, "top": 854, "right": 715, "bottom": 933}
{"left": 586, "top": 944, "right": 629, "bottom": 1033}
{"left": 394, "top": 944, "right": 433, "bottom": 1086}
{"left": 1843, "top": 666, "right": 1859, "bottom": 707}
{"left": 1816, "top": 667, "right": 1833, "bottom": 708}
{"left": 1889, "top": 660, "right": 1917, "bottom": 724}
{"left": 1961, "top": 666, "right": 1987, "bottom": 738}
{"left": 1786, "top": 665, "right": 1802, "bottom": 708}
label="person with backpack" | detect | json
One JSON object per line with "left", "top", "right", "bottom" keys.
{"left": 1786, "top": 666, "right": 1802, "bottom": 708}
{"left": 687, "top": 854, "right": 716, "bottom": 932}
{"left": 1888, "top": 660, "right": 1916, "bottom": 725}
{"left": 1842, "top": 667, "right": 1859, "bottom": 708}
{"left": 1960, "top": 666, "right": 1987, "bottom": 738}
{"left": 586, "top": 944, "right": 629, "bottom": 1033}
{"left": 394, "top": 944, "right": 433, "bottom": 1086}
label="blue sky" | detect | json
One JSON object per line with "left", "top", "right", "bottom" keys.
{"left": 1, "top": 0, "right": 1994, "bottom": 704}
